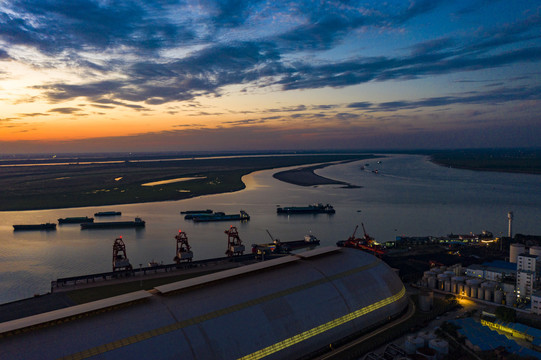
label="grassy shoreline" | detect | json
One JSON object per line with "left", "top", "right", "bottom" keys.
{"left": 0, "top": 154, "right": 374, "bottom": 211}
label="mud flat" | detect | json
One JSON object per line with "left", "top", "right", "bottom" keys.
{"left": 273, "top": 162, "right": 361, "bottom": 187}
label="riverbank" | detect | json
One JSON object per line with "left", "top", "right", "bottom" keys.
{"left": 0, "top": 153, "right": 373, "bottom": 211}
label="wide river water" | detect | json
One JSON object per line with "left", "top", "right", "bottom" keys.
{"left": 1, "top": 154, "right": 540, "bottom": 305}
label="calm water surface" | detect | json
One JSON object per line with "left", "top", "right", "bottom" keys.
{"left": 0, "top": 154, "right": 540, "bottom": 304}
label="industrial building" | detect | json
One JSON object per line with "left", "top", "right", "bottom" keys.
{"left": 0, "top": 247, "right": 408, "bottom": 360}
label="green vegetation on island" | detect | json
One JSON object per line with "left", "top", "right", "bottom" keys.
{"left": 0, "top": 153, "right": 374, "bottom": 211}
{"left": 429, "top": 148, "right": 541, "bottom": 174}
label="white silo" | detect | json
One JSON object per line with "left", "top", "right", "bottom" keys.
{"left": 464, "top": 284, "right": 471, "bottom": 297}
{"left": 510, "top": 243, "right": 526, "bottom": 263}
{"left": 484, "top": 287, "right": 493, "bottom": 302}
{"left": 530, "top": 246, "right": 541, "bottom": 257}
{"left": 470, "top": 286, "right": 478, "bottom": 298}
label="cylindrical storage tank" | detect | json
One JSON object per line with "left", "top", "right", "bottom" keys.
{"left": 423, "top": 270, "right": 436, "bottom": 279}
{"left": 427, "top": 276, "right": 437, "bottom": 289}
{"left": 418, "top": 290, "right": 434, "bottom": 312}
{"left": 405, "top": 335, "right": 425, "bottom": 354}
{"left": 444, "top": 280, "right": 451, "bottom": 292}
{"left": 444, "top": 271, "right": 454, "bottom": 277}
{"left": 439, "top": 265, "right": 447, "bottom": 271}
{"left": 494, "top": 290, "right": 504, "bottom": 304}
{"left": 470, "top": 286, "right": 478, "bottom": 298}
{"left": 458, "top": 283, "right": 465, "bottom": 294}
{"left": 478, "top": 288, "right": 485, "bottom": 300}
{"left": 510, "top": 243, "right": 526, "bottom": 263}
{"left": 485, "top": 288, "right": 493, "bottom": 302}
{"left": 416, "top": 347, "right": 437, "bottom": 360}
{"left": 466, "top": 279, "right": 483, "bottom": 287}
{"left": 464, "top": 284, "right": 471, "bottom": 297}
{"left": 451, "top": 276, "right": 465, "bottom": 283}
{"left": 451, "top": 281, "right": 457, "bottom": 293}
{"left": 501, "top": 282, "right": 515, "bottom": 293}
{"left": 506, "top": 292, "right": 516, "bottom": 306}
{"left": 419, "top": 331, "right": 436, "bottom": 346}
{"left": 530, "top": 246, "right": 541, "bottom": 257}
{"left": 432, "top": 268, "right": 443, "bottom": 274}
{"left": 429, "top": 339, "right": 449, "bottom": 357}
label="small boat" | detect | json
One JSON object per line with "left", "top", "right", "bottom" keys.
{"left": 13, "top": 223, "right": 57, "bottom": 231}
{"left": 94, "top": 211, "right": 121, "bottom": 216}
{"left": 192, "top": 210, "right": 250, "bottom": 222}
{"left": 58, "top": 216, "right": 94, "bottom": 224}
{"left": 277, "top": 203, "right": 335, "bottom": 214}
{"left": 81, "top": 217, "right": 145, "bottom": 229}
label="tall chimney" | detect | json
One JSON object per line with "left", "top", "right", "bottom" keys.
{"left": 508, "top": 211, "right": 513, "bottom": 238}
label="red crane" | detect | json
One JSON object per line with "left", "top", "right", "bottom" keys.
{"left": 338, "top": 224, "right": 386, "bottom": 257}
{"left": 112, "top": 236, "right": 132, "bottom": 271}
{"left": 225, "top": 226, "right": 245, "bottom": 256}
{"left": 174, "top": 230, "right": 193, "bottom": 263}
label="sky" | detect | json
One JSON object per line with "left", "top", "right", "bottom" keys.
{"left": 0, "top": 0, "right": 540, "bottom": 153}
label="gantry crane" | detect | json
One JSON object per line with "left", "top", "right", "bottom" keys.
{"left": 174, "top": 230, "right": 193, "bottom": 263}
{"left": 225, "top": 226, "right": 245, "bottom": 256}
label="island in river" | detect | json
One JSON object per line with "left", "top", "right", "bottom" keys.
{"left": 0, "top": 153, "right": 374, "bottom": 211}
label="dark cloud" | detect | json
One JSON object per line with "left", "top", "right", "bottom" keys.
{"left": 347, "top": 102, "right": 373, "bottom": 109}
{"left": 48, "top": 107, "right": 81, "bottom": 114}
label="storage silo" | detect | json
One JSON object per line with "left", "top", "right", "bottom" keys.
{"left": 484, "top": 287, "right": 493, "bottom": 302}
{"left": 530, "top": 246, "right": 541, "bottom": 257}
{"left": 506, "top": 292, "right": 516, "bottom": 306}
{"left": 429, "top": 339, "right": 449, "bottom": 357}
{"left": 428, "top": 276, "right": 437, "bottom": 289}
{"left": 418, "top": 290, "right": 434, "bottom": 312}
{"left": 470, "top": 286, "right": 478, "bottom": 298}
{"left": 404, "top": 335, "right": 425, "bottom": 354}
{"left": 510, "top": 243, "right": 526, "bottom": 263}
{"left": 464, "top": 284, "right": 471, "bottom": 297}
{"left": 494, "top": 290, "right": 504, "bottom": 304}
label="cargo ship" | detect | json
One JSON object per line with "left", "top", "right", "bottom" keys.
{"left": 252, "top": 233, "right": 320, "bottom": 255}
{"left": 81, "top": 217, "right": 145, "bottom": 229}
{"left": 58, "top": 216, "right": 94, "bottom": 224}
{"left": 13, "top": 223, "right": 57, "bottom": 231}
{"left": 94, "top": 211, "right": 121, "bottom": 217}
{"left": 180, "top": 209, "right": 213, "bottom": 215}
{"left": 276, "top": 203, "right": 335, "bottom": 214}
{"left": 191, "top": 210, "right": 250, "bottom": 222}
{"left": 336, "top": 224, "right": 386, "bottom": 257}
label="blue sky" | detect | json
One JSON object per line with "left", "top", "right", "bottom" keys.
{"left": 0, "top": 0, "right": 540, "bottom": 153}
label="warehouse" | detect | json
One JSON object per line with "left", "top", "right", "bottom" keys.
{"left": 0, "top": 247, "right": 407, "bottom": 360}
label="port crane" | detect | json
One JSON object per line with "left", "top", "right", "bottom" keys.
{"left": 225, "top": 226, "right": 245, "bottom": 256}
{"left": 337, "top": 223, "right": 386, "bottom": 257}
{"left": 174, "top": 230, "right": 193, "bottom": 263}
{"left": 112, "top": 236, "right": 132, "bottom": 271}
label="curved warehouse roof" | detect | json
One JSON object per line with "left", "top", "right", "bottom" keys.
{"left": 0, "top": 247, "right": 407, "bottom": 360}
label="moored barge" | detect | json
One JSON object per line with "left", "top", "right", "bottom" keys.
{"left": 13, "top": 223, "right": 57, "bottom": 231}
{"left": 81, "top": 217, "right": 145, "bottom": 229}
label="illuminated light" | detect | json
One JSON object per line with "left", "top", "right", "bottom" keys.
{"left": 237, "top": 286, "right": 406, "bottom": 360}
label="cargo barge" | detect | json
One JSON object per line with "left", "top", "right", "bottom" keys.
{"left": 276, "top": 203, "right": 335, "bottom": 214}
{"left": 58, "top": 216, "right": 94, "bottom": 224}
{"left": 252, "top": 234, "right": 320, "bottom": 254}
{"left": 13, "top": 223, "right": 57, "bottom": 231}
{"left": 81, "top": 217, "right": 145, "bottom": 229}
{"left": 192, "top": 210, "right": 250, "bottom": 222}
{"left": 94, "top": 211, "right": 122, "bottom": 217}
{"left": 180, "top": 209, "right": 213, "bottom": 214}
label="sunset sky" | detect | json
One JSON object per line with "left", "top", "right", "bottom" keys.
{"left": 1, "top": 1, "right": 540, "bottom": 153}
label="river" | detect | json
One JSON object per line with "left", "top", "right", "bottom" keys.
{"left": 0, "top": 154, "right": 540, "bottom": 304}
